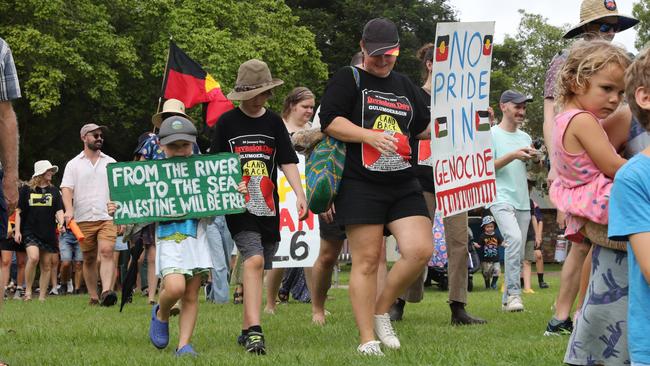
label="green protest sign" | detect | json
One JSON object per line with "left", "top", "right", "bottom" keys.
{"left": 107, "top": 153, "right": 246, "bottom": 225}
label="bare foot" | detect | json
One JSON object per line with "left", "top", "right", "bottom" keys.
{"left": 312, "top": 312, "right": 326, "bottom": 325}
{"left": 264, "top": 306, "right": 276, "bottom": 315}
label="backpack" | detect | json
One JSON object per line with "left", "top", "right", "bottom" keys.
{"left": 305, "top": 67, "right": 360, "bottom": 213}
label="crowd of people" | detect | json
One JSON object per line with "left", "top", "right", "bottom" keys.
{"left": 1, "top": 0, "right": 650, "bottom": 364}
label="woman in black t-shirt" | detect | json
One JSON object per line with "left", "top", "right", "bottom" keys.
{"left": 318, "top": 18, "right": 433, "bottom": 355}
{"left": 14, "top": 160, "right": 65, "bottom": 301}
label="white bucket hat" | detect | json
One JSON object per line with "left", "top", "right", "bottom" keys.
{"left": 32, "top": 160, "right": 59, "bottom": 178}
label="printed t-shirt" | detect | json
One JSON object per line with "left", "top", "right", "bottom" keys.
{"left": 489, "top": 125, "right": 532, "bottom": 210}
{"left": 319, "top": 66, "right": 430, "bottom": 185}
{"left": 211, "top": 107, "right": 298, "bottom": 243}
{"left": 17, "top": 185, "right": 63, "bottom": 245}
{"left": 609, "top": 153, "right": 650, "bottom": 365}
{"left": 478, "top": 232, "right": 502, "bottom": 261}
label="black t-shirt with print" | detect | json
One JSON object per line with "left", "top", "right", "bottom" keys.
{"left": 319, "top": 66, "right": 430, "bottom": 185}
{"left": 211, "top": 107, "right": 298, "bottom": 243}
{"left": 17, "top": 185, "right": 63, "bottom": 245}
{"left": 409, "top": 87, "right": 435, "bottom": 193}
{"left": 478, "top": 232, "right": 502, "bottom": 262}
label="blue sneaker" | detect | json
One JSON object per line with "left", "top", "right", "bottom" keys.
{"left": 149, "top": 304, "right": 169, "bottom": 349}
{"left": 175, "top": 344, "right": 198, "bottom": 357}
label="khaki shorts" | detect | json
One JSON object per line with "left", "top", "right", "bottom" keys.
{"left": 77, "top": 220, "right": 117, "bottom": 252}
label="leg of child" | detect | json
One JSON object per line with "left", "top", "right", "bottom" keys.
{"left": 522, "top": 260, "right": 532, "bottom": 291}
{"left": 38, "top": 252, "right": 53, "bottom": 301}
{"left": 311, "top": 237, "right": 344, "bottom": 325}
{"left": 158, "top": 274, "right": 186, "bottom": 321}
{"left": 177, "top": 274, "right": 202, "bottom": 350}
{"left": 24, "top": 246, "right": 39, "bottom": 298}
{"left": 264, "top": 268, "right": 284, "bottom": 313}
{"left": 242, "top": 255, "right": 264, "bottom": 330}
{"left": 50, "top": 253, "right": 59, "bottom": 292}
{"left": 146, "top": 245, "right": 157, "bottom": 303}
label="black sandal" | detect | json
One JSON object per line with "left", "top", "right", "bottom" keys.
{"left": 233, "top": 285, "right": 243, "bottom": 305}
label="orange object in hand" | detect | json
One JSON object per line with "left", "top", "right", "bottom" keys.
{"left": 68, "top": 219, "right": 85, "bottom": 243}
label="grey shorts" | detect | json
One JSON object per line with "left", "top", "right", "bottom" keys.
{"left": 233, "top": 231, "right": 278, "bottom": 270}
{"left": 524, "top": 240, "right": 535, "bottom": 262}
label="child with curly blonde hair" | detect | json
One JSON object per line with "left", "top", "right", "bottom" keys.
{"left": 549, "top": 39, "right": 630, "bottom": 243}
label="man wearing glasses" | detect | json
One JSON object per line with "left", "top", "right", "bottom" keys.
{"left": 61, "top": 123, "right": 118, "bottom": 306}
{"left": 542, "top": 0, "right": 638, "bottom": 336}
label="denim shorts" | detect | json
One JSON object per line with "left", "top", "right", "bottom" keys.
{"left": 59, "top": 231, "right": 82, "bottom": 262}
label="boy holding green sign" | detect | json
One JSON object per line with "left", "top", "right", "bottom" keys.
{"left": 109, "top": 116, "right": 246, "bottom": 357}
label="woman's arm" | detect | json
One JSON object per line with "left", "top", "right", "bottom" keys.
{"left": 324, "top": 117, "right": 398, "bottom": 156}
{"left": 280, "top": 163, "right": 308, "bottom": 220}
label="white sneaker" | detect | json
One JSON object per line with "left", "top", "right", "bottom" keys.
{"left": 357, "top": 340, "right": 384, "bottom": 356}
{"left": 67, "top": 280, "right": 74, "bottom": 294}
{"left": 502, "top": 295, "right": 524, "bottom": 312}
{"left": 49, "top": 287, "right": 59, "bottom": 296}
{"left": 373, "top": 313, "right": 401, "bottom": 349}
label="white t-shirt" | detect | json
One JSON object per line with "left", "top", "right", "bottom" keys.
{"left": 60, "top": 151, "right": 116, "bottom": 222}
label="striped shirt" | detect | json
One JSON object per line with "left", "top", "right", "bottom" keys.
{"left": 0, "top": 37, "right": 21, "bottom": 101}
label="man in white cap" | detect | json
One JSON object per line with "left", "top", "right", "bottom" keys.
{"left": 61, "top": 123, "right": 118, "bottom": 306}
{"left": 542, "top": 0, "right": 638, "bottom": 336}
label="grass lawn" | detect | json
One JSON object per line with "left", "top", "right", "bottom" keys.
{"left": 0, "top": 264, "right": 569, "bottom": 365}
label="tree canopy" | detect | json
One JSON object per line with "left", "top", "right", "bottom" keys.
{"left": 2, "top": 0, "right": 327, "bottom": 178}
{"left": 633, "top": 0, "right": 650, "bottom": 49}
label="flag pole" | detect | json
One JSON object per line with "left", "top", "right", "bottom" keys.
{"left": 154, "top": 36, "right": 173, "bottom": 133}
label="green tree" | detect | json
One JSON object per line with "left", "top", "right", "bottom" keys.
{"left": 1, "top": 0, "right": 327, "bottom": 179}
{"left": 633, "top": 0, "right": 650, "bottom": 49}
{"left": 286, "top": 0, "right": 457, "bottom": 84}
{"left": 489, "top": 10, "right": 567, "bottom": 139}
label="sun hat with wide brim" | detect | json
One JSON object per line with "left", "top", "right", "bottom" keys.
{"left": 151, "top": 99, "right": 195, "bottom": 128}
{"left": 563, "top": 0, "right": 638, "bottom": 39}
{"left": 32, "top": 160, "right": 59, "bottom": 178}
{"left": 226, "top": 59, "right": 284, "bottom": 101}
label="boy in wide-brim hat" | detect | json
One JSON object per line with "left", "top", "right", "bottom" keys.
{"left": 210, "top": 59, "right": 308, "bottom": 355}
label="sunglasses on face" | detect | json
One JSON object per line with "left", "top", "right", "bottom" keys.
{"left": 597, "top": 22, "right": 619, "bottom": 33}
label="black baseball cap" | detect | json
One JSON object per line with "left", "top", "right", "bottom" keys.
{"left": 362, "top": 18, "right": 400, "bottom": 57}
{"left": 500, "top": 90, "right": 533, "bottom": 104}
{"left": 159, "top": 116, "right": 197, "bottom": 145}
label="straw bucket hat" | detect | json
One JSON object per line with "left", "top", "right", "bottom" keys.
{"left": 226, "top": 59, "right": 284, "bottom": 101}
{"left": 32, "top": 160, "right": 58, "bottom": 178}
{"left": 151, "top": 99, "right": 195, "bottom": 128}
{"left": 563, "top": 0, "right": 638, "bottom": 39}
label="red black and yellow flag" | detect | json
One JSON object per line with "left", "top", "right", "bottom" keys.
{"left": 161, "top": 41, "right": 233, "bottom": 127}
{"left": 435, "top": 35, "right": 450, "bottom": 62}
{"left": 483, "top": 35, "right": 493, "bottom": 56}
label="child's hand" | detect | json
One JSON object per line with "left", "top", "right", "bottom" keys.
{"left": 237, "top": 181, "right": 248, "bottom": 195}
{"left": 107, "top": 201, "right": 117, "bottom": 217}
{"left": 473, "top": 242, "right": 481, "bottom": 249}
{"left": 319, "top": 204, "right": 336, "bottom": 224}
{"left": 13, "top": 231, "right": 21, "bottom": 244}
{"left": 296, "top": 196, "right": 308, "bottom": 221}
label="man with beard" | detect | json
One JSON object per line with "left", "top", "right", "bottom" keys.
{"left": 487, "top": 90, "right": 537, "bottom": 312}
{"left": 61, "top": 123, "right": 118, "bottom": 306}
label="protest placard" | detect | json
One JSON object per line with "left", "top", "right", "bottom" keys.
{"left": 272, "top": 155, "right": 320, "bottom": 268}
{"left": 430, "top": 22, "right": 496, "bottom": 217}
{"left": 107, "top": 154, "right": 246, "bottom": 225}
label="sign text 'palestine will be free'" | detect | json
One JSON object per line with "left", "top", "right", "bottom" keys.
{"left": 107, "top": 154, "right": 246, "bottom": 225}
{"left": 431, "top": 21, "right": 496, "bottom": 217}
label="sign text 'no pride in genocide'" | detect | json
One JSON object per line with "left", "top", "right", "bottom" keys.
{"left": 107, "top": 154, "right": 246, "bottom": 225}
{"left": 431, "top": 21, "right": 496, "bottom": 217}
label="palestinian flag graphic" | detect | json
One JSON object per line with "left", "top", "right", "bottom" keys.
{"left": 483, "top": 35, "right": 493, "bottom": 56}
{"left": 434, "top": 117, "right": 448, "bottom": 138}
{"left": 475, "top": 110, "right": 491, "bottom": 131}
{"left": 435, "top": 35, "right": 450, "bottom": 62}
{"left": 161, "top": 41, "right": 233, "bottom": 127}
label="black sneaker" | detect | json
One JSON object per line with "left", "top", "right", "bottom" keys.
{"left": 245, "top": 331, "right": 266, "bottom": 355}
{"left": 100, "top": 291, "right": 118, "bottom": 307}
{"left": 539, "top": 282, "right": 549, "bottom": 289}
{"left": 544, "top": 318, "right": 573, "bottom": 336}
{"left": 237, "top": 334, "right": 247, "bottom": 347}
{"left": 388, "top": 299, "right": 405, "bottom": 321}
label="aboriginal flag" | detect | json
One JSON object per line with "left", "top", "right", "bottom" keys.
{"left": 161, "top": 41, "right": 233, "bottom": 127}
{"left": 483, "top": 35, "right": 493, "bottom": 56}
{"left": 435, "top": 35, "right": 450, "bottom": 62}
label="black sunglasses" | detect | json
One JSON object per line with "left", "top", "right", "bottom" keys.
{"left": 596, "top": 22, "right": 620, "bottom": 33}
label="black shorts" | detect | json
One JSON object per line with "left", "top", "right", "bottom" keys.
{"left": 334, "top": 177, "right": 429, "bottom": 226}
{"left": 319, "top": 215, "right": 346, "bottom": 241}
{"left": 0, "top": 237, "right": 25, "bottom": 252}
